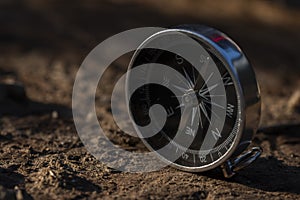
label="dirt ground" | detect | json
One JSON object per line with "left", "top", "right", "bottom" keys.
{"left": 0, "top": 0, "right": 300, "bottom": 199}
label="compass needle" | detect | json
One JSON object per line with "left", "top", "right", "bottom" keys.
{"left": 191, "top": 107, "right": 197, "bottom": 126}
{"left": 199, "top": 102, "right": 211, "bottom": 125}
{"left": 173, "top": 84, "right": 188, "bottom": 93}
{"left": 182, "top": 67, "right": 194, "bottom": 88}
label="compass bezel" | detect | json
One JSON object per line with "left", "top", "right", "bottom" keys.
{"left": 126, "top": 25, "right": 261, "bottom": 172}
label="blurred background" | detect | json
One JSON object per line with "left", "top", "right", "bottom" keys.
{"left": 1, "top": 0, "right": 300, "bottom": 124}
{"left": 0, "top": 0, "right": 300, "bottom": 199}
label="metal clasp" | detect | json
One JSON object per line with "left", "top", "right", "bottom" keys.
{"left": 221, "top": 147, "right": 262, "bottom": 178}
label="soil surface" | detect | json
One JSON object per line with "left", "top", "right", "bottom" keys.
{"left": 0, "top": 0, "right": 300, "bottom": 199}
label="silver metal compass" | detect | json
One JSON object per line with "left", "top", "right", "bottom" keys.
{"left": 126, "top": 25, "right": 262, "bottom": 178}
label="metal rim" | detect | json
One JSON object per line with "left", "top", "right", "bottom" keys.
{"left": 126, "top": 25, "right": 261, "bottom": 172}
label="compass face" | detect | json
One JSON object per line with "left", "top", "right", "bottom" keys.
{"left": 127, "top": 30, "right": 242, "bottom": 170}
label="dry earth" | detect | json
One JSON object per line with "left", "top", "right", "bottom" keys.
{"left": 0, "top": 0, "right": 299, "bottom": 199}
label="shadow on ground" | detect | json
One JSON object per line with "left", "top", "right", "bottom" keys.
{"left": 204, "top": 124, "right": 300, "bottom": 194}
{"left": 0, "top": 167, "right": 33, "bottom": 200}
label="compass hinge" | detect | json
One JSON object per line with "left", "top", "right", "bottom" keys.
{"left": 221, "top": 147, "right": 262, "bottom": 178}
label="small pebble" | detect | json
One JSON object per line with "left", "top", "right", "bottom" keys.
{"left": 49, "top": 170, "right": 56, "bottom": 178}
{"left": 14, "top": 186, "right": 23, "bottom": 200}
{"left": 52, "top": 111, "right": 58, "bottom": 119}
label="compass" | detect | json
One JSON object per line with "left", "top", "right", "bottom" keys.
{"left": 126, "top": 25, "right": 262, "bottom": 177}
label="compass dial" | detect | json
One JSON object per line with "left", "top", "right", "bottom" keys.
{"left": 127, "top": 28, "right": 243, "bottom": 171}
